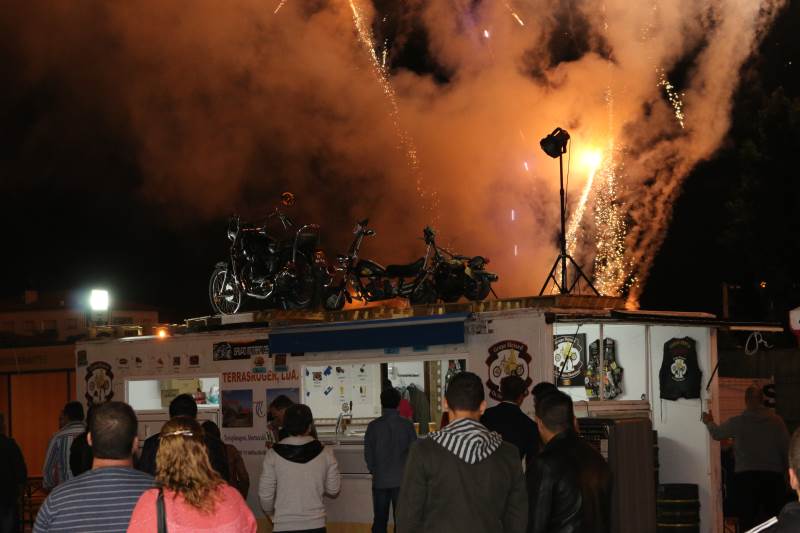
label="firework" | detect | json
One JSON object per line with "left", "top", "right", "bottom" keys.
{"left": 347, "top": 0, "right": 439, "bottom": 221}
{"left": 658, "top": 68, "right": 685, "bottom": 129}
{"left": 273, "top": 0, "right": 288, "bottom": 14}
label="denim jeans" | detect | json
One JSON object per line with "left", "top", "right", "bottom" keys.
{"left": 372, "top": 487, "right": 401, "bottom": 533}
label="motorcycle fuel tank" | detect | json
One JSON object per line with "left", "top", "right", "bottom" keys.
{"left": 355, "top": 259, "right": 386, "bottom": 277}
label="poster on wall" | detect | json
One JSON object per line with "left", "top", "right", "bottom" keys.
{"left": 266, "top": 387, "right": 300, "bottom": 407}
{"left": 213, "top": 340, "right": 269, "bottom": 361}
{"left": 221, "top": 389, "right": 254, "bottom": 428}
{"left": 553, "top": 334, "right": 587, "bottom": 387}
{"left": 484, "top": 340, "right": 533, "bottom": 402}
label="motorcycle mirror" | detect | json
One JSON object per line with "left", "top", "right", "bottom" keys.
{"left": 281, "top": 192, "right": 296, "bottom": 206}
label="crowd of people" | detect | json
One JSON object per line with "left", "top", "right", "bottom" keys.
{"left": 0, "top": 375, "right": 797, "bottom": 532}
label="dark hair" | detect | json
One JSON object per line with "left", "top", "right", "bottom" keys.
{"left": 445, "top": 372, "right": 484, "bottom": 412}
{"left": 63, "top": 401, "right": 85, "bottom": 422}
{"left": 284, "top": 404, "right": 314, "bottom": 436}
{"left": 500, "top": 375, "right": 527, "bottom": 402}
{"left": 201, "top": 420, "right": 221, "bottom": 439}
{"left": 535, "top": 390, "right": 574, "bottom": 433}
{"left": 169, "top": 394, "right": 198, "bottom": 418}
{"left": 790, "top": 428, "right": 800, "bottom": 480}
{"left": 268, "top": 394, "right": 294, "bottom": 411}
{"left": 381, "top": 387, "right": 401, "bottom": 409}
{"left": 88, "top": 401, "right": 138, "bottom": 459}
{"left": 532, "top": 382, "right": 557, "bottom": 403}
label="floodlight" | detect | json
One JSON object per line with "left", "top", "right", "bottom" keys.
{"left": 539, "top": 127, "right": 570, "bottom": 159}
{"left": 89, "top": 289, "right": 110, "bottom": 311}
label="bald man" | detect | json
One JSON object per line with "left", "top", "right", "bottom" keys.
{"left": 703, "top": 386, "right": 790, "bottom": 530}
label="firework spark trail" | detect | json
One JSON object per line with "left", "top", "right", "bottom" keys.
{"left": 592, "top": 146, "right": 631, "bottom": 296}
{"left": 565, "top": 163, "right": 598, "bottom": 258}
{"left": 347, "top": 0, "right": 440, "bottom": 222}
{"left": 658, "top": 68, "right": 685, "bottom": 129}
{"left": 504, "top": 3, "right": 525, "bottom": 26}
{"left": 273, "top": 0, "right": 288, "bottom": 15}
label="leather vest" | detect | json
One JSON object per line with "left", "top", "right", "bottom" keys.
{"left": 659, "top": 337, "right": 702, "bottom": 400}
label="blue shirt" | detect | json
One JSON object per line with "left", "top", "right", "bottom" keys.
{"left": 34, "top": 467, "right": 154, "bottom": 533}
{"left": 42, "top": 421, "right": 85, "bottom": 489}
{"left": 364, "top": 408, "right": 417, "bottom": 488}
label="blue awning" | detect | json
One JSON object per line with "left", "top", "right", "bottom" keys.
{"left": 268, "top": 313, "right": 469, "bottom": 354}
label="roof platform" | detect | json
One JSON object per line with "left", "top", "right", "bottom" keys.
{"left": 180, "top": 294, "right": 627, "bottom": 333}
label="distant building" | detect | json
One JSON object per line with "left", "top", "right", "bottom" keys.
{"left": 0, "top": 289, "right": 158, "bottom": 344}
{"left": 0, "top": 290, "right": 159, "bottom": 477}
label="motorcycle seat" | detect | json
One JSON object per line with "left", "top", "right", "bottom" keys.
{"left": 385, "top": 257, "right": 425, "bottom": 278}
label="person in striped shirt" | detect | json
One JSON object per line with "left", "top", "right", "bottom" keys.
{"left": 42, "top": 401, "right": 85, "bottom": 490}
{"left": 34, "top": 401, "right": 153, "bottom": 533}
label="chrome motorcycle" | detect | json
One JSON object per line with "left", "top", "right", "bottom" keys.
{"left": 208, "top": 193, "right": 330, "bottom": 314}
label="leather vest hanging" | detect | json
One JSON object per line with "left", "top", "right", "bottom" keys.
{"left": 659, "top": 337, "right": 702, "bottom": 400}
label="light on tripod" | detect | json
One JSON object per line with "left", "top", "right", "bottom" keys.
{"left": 540, "top": 128, "right": 570, "bottom": 159}
{"left": 538, "top": 127, "right": 600, "bottom": 296}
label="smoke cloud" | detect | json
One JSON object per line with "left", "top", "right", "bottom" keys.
{"left": 2, "top": 0, "right": 785, "bottom": 302}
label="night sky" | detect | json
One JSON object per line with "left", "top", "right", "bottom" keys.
{"left": 1, "top": 1, "right": 798, "bottom": 326}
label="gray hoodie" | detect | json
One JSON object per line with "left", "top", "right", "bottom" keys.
{"left": 396, "top": 417, "right": 527, "bottom": 533}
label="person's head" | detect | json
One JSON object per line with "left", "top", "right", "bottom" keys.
{"left": 284, "top": 404, "right": 314, "bottom": 437}
{"left": 534, "top": 390, "right": 575, "bottom": 443}
{"left": 268, "top": 394, "right": 294, "bottom": 427}
{"left": 169, "top": 394, "right": 198, "bottom": 418}
{"left": 62, "top": 401, "right": 85, "bottom": 426}
{"left": 532, "top": 382, "right": 557, "bottom": 407}
{"left": 745, "top": 386, "right": 765, "bottom": 410}
{"left": 789, "top": 428, "right": 800, "bottom": 496}
{"left": 201, "top": 420, "right": 222, "bottom": 440}
{"left": 87, "top": 401, "right": 138, "bottom": 460}
{"left": 381, "top": 387, "right": 401, "bottom": 409}
{"left": 156, "top": 417, "right": 223, "bottom": 512}
{"left": 500, "top": 375, "right": 527, "bottom": 404}
{"left": 444, "top": 372, "right": 486, "bottom": 420}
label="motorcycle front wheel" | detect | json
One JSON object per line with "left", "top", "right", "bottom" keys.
{"left": 465, "top": 277, "right": 492, "bottom": 301}
{"left": 323, "top": 285, "right": 347, "bottom": 311}
{"left": 209, "top": 265, "right": 243, "bottom": 315}
{"left": 409, "top": 279, "right": 438, "bottom": 305}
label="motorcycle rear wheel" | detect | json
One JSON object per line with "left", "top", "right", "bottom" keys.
{"left": 209, "top": 266, "right": 243, "bottom": 315}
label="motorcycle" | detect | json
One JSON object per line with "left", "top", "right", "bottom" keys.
{"left": 208, "top": 193, "right": 331, "bottom": 314}
{"left": 323, "top": 219, "right": 498, "bottom": 310}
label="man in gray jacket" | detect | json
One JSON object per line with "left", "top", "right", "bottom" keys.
{"left": 396, "top": 372, "right": 527, "bottom": 533}
{"left": 365, "top": 387, "right": 417, "bottom": 533}
{"left": 703, "top": 386, "right": 790, "bottom": 530}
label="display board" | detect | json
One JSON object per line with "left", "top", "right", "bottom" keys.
{"left": 301, "top": 363, "right": 381, "bottom": 420}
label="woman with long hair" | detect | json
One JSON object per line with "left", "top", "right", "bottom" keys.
{"left": 127, "top": 417, "right": 256, "bottom": 533}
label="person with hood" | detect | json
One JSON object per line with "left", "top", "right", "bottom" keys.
{"left": 395, "top": 371, "right": 527, "bottom": 533}
{"left": 259, "top": 403, "right": 341, "bottom": 533}
{"left": 764, "top": 428, "right": 800, "bottom": 531}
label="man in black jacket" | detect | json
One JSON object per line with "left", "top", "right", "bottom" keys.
{"left": 136, "top": 394, "right": 230, "bottom": 481}
{"left": 480, "top": 375, "right": 539, "bottom": 462}
{"left": 766, "top": 428, "right": 800, "bottom": 531}
{"left": 0, "top": 412, "right": 27, "bottom": 533}
{"left": 527, "top": 390, "right": 611, "bottom": 533}
{"left": 396, "top": 372, "right": 527, "bottom": 533}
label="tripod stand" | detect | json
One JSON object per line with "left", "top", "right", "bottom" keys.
{"left": 539, "top": 149, "right": 600, "bottom": 296}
